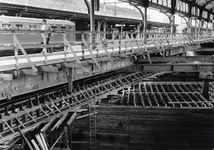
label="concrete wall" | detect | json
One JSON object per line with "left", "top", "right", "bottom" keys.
{"left": 0, "top": 57, "right": 133, "bottom": 100}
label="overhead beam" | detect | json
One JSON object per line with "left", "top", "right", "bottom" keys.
{"left": 142, "top": 64, "right": 214, "bottom": 72}
{"left": 204, "top": 0, "right": 214, "bottom": 7}
{"left": 137, "top": 56, "right": 214, "bottom": 63}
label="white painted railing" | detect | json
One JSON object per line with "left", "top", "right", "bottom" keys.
{"left": 0, "top": 30, "right": 212, "bottom": 72}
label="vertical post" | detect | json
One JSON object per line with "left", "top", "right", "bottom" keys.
{"left": 13, "top": 31, "right": 20, "bottom": 78}
{"left": 206, "top": 22, "right": 208, "bottom": 33}
{"left": 206, "top": 22, "right": 209, "bottom": 39}
{"left": 97, "top": 20, "right": 101, "bottom": 39}
{"left": 64, "top": 126, "right": 68, "bottom": 148}
{"left": 188, "top": 17, "right": 192, "bottom": 33}
{"left": 198, "top": 20, "right": 201, "bottom": 36}
{"left": 195, "top": 19, "right": 198, "bottom": 37}
{"left": 170, "top": 14, "right": 175, "bottom": 34}
{"left": 195, "top": 5, "right": 198, "bottom": 38}
{"left": 202, "top": 80, "right": 209, "bottom": 99}
{"left": 0, "top": 114, "right": 3, "bottom": 132}
{"left": 170, "top": 14, "right": 175, "bottom": 43}
{"left": 143, "top": 7, "right": 147, "bottom": 44}
{"left": 103, "top": 21, "right": 107, "bottom": 39}
{"left": 212, "top": 20, "right": 214, "bottom": 38}
{"left": 68, "top": 124, "right": 72, "bottom": 150}
{"left": 137, "top": 23, "right": 141, "bottom": 39}
{"left": 68, "top": 68, "right": 74, "bottom": 94}
{"left": 17, "top": 126, "right": 34, "bottom": 150}
{"left": 90, "top": 0, "right": 96, "bottom": 49}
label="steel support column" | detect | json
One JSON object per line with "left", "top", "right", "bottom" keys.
{"left": 170, "top": 14, "right": 175, "bottom": 35}
{"left": 143, "top": 7, "right": 147, "bottom": 44}
{"left": 90, "top": 0, "right": 96, "bottom": 49}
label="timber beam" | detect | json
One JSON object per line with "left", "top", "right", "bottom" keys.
{"left": 38, "top": 65, "right": 58, "bottom": 72}
{"left": 137, "top": 56, "right": 214, "bottom": 63}
{"left": 142, "top": 64, "right": 214, "bottom": 72}
{"left": 21, "top": 69, "right": 37, "bottom": 76}
{"left": 62, "top": 62, "right": 81, "bottom": 68}
{"left": 0, "top": 74, "right": 13, "bottom": 81}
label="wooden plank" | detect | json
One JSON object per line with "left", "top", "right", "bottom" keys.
{"left": 17, "top": 126, "right": 34, "bottom": 150}
{"left": 21, "top": 69, "right": 37, "bottom": 76}
{"left": 40, "top": 133, "right": 48, "bottom": 150}
{"left": 10, "top": 144, "right": 23, "bottom": 149}
{"left": 143, "top": 64, "right": 214, "bottom": 72}
{"left": 31, "top": 139, "right": 40, "bottom": 150}
{"left": 76, "top": 112, "right": 98, "bottom": 120}
{"left": 0, "top": 74, "right": 13, "bottom": 81}
{"left": 35, "top": 134, "right": 46, "bottom": 150}
{"left": 39, "top": 65, "right": 58, "bottom": 72}
{"left": 41, "top": 118, "right": 61, "bottom": 133}
{"left": 13, "top": 33, "right": 38, "bottom": 73}
{"left": 51, "top": 113, "right": 68, "bottom": 131}
{"left": 68, "top": 68, "right": 74, "bottom": 93}
{"left": 66, "top": 112, "right": 77, "bottom": 126}
{"left": 137, "top": 56, "right": 214, "bottom": 63}
{"left": 86, "top": 59, "right": 96, "bottom": 64}
{"left": 82, "top": 38, "right": 103, "bottom": 73}
{"left": 62, "top": 62, "right": 81, "bottom": 68}
{"left": 96, "top": 57, "right": 110, "bottom": 62}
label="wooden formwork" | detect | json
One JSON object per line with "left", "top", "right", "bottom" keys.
{"left": 94, "top": 106, "right": 214, "bottom": 150}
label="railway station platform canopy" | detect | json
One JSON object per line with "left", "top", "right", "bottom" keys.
{"left": 123, "top": 0, "right": 214, "bottom": 23}
{"left": 0, "top": 0, "right": 213, "bottom": 32}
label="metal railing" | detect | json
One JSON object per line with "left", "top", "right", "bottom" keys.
{"left": 0, "top": 30, "right": 212, "bottom": 72}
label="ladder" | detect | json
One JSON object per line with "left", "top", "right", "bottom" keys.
{"left": 89, "top": 100, "right": 97, "bottom": 150}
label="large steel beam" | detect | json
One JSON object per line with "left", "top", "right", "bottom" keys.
{"left": 142, "top": 64, "right": 214, "bottom": 72}
{"left": 137, "top": 56, "right": 214, "bottom": 63}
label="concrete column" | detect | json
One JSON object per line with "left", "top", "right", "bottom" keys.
{"left": 187, "top": 17, "right": 192, "bottom": 33}
{"left": 143, "top": 7, "right": 147, "bottom": 44}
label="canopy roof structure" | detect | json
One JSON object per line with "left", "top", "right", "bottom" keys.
{"left": 120, "top": 0, "right": 214, "bottom": 22}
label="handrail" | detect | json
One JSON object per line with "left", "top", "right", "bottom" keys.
{"left": 0, "top": 30, "right": 212, "bottom": 72}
